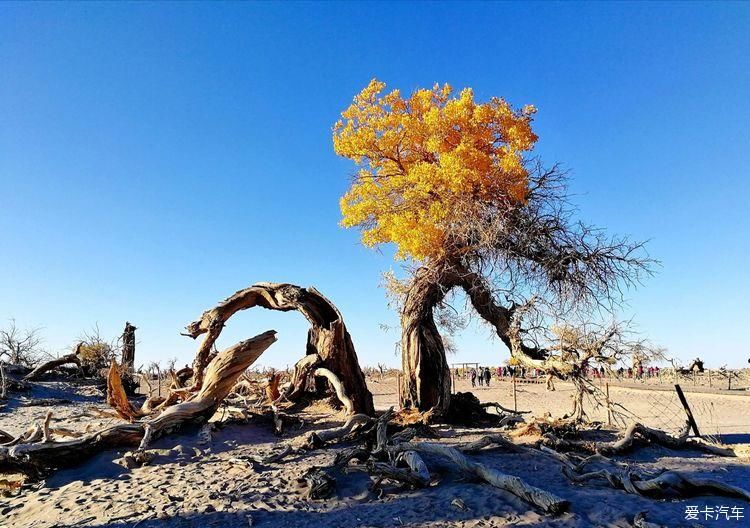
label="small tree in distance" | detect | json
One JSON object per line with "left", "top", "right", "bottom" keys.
{"left": 334, "top": 79, "right": 653, "bottom": 416}
{"left": 0, "top": 319, "right": 45, "bottom": 367}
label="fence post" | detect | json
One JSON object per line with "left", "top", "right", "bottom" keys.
{"left": 708, "top": 369, "right": 712, "bottom": 388}
{"left": 674, "top": 384, "right": 701, "bottom": 437}
{"left": 605, "top": 382, "right": 612, "bottom": 426}
{"left": 512, "top": 373, "right": 518, "bottom": 412}
{"left": 397, "top": 373, "right": 402, "bottom": 408}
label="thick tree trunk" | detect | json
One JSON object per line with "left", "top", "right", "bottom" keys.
{"left": 400, "top": 269, "right": 451, "bottom": 415}
{"left": 185, "top": 282, "right": 374, "bottom": 415}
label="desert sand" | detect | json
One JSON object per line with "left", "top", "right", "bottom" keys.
{"left": 2, "top": 376, "right": 749, "bottom": 528}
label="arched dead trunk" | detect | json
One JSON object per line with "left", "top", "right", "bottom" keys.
{"left": 184, "top": 282, "right": 374, "bottom": 415}
{"left": 400, "top": 269, "right": 452, "bottom": 415}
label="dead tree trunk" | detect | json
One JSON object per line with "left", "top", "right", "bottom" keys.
{"left": 24, "top": 345, "right": 82, "bottom": 382}
{"left": 1, "top": 331, "right": 276, "bottom": 477}
{"left": 184, "top": 282, "right": 374, "bottom": 415}
{"left": 400, "top": 269, "right": 451, "bottom": 415}
{"left": 120, "top": 322, "right": 136, "bottom": 371}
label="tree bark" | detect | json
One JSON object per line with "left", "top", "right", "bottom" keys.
{"left": 185, "top": 282, "right": 374, "bottom": 415}
{"left": 120, "top": 322, "right": 136, "bottom": 371}
{"left": 399, "top": 263, "right": 548, "bottom": 416}
{"left": 400, "top": 268, "right": 452, "bottom": 415}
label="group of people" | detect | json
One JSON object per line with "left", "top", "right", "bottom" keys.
{"left": 615, "top": 365, "right": 660, "bottom": 380}
{"left": 469, "top": 367, "right": 493, "bottom": 387}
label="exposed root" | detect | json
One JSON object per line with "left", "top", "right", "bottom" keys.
{"left": 541, "top": 441, "right": 750, "bottom": 502}
{"left": 598, "top": 422, "right": 734, "bottom": 457}
{"left": 313, "top": 368, "right": 355, "bottom": 415}
{"left": 386, "top": 441, "right": 568, "bottom": 514}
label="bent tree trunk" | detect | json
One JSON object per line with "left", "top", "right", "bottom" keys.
{"left": 399, "top": 263, "right": 548, "bottom": 416}
{"left": 24, "top": 345, "right": 82, "bottom": 381}
{"left": 400, "top": 269, "right": 451, "bottom": 415}
{"left": 185, "top": 282, "right": 374, "bottom": 415}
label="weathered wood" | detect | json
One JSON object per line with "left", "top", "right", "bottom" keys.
{"left": 598, "top": 422, "right": 733, "bottom": 457}
{"left": 313, "top": 368, "right": 354, "bottom": 415}
{"left": 185, "top": 283, "right": 374, "bottom": 414}
{"left": 24, "top": 345, "right": 82, "bottom": 381}
{"left": 106, "top": 360, "right": 146, "bottom": 422}
{"left": 0, "top": 331, "right": 277, "bottom": 477}
{"left": 387, "top": 441, "right": 568, "bottom": 514}
{"left": 120, "top": 322, "right": 137, "bottom": 371}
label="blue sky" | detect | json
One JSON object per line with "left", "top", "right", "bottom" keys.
{"left": 1, "top": 2, "right": 748, "bottom": 369}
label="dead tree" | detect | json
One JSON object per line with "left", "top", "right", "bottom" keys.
{"left": 24, "top": 344, "right": 83, "bottom": 382}
{"left": 0, "top": 320, "right": 44, "bottom": 367}
{"left": 1, "top": 330, "right": 277, "bottom": 477}
{"left": 120, "top": 322, "right": 136, "bottom": 371}
{"left": 184, "top": 283, "right": 374, "bottom": 415}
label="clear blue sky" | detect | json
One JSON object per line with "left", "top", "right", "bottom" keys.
{"left": 1, "top": 2, "right": 748, "bottom": 369}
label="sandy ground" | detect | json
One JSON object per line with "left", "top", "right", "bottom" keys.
{"left": 1, "top": 376, "right": 750, "bottom": 528}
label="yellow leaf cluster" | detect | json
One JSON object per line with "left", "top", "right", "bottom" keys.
{"left": 333, "top": 79, "right": 538, "bottom": 261}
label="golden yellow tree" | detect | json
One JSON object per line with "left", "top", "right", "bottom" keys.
{"left": 334, "top": 79, "right": 650, "bottom": 416}
{"left": 334, "top": 79, "right": 537, "bottom": 262}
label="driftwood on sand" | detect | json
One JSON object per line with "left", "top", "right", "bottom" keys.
{"left": 0, "top": 330, "right": 277, "bottom": 477}
{"left": 24, "top": 344, "right": 82, "bottom": 381}
{"left": 541, "top": 444, "right": 750, "bottom": 501}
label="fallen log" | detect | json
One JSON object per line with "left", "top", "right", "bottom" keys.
{"left": 563, "top": 466, "right": 750, "bottom": 501}
{"left": 386, "top": 441, "right": 569, "bottom": 514}
{"left": 598, "top": 422, "right": 734, "bottom": 457}
{"left": 305, "top": 413, "right": 374, "bottom": 449}
{"left": 24, "top": 345, "right": 82, "bottom": 381}
{"left": 0, "top": 330, "right": 277, "bottom": 477}
{"left": 541, "top": 442, "right": 750, "bottom": 502}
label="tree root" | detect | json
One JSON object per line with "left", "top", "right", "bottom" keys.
{"left": 540, "top": 442, "right": 750, "bottom": 502}
{"left": 598, "top": 422, "right": 734, "bottom": 457}
{"left": 385, "top": 441, "right": 568, "bottom": 514}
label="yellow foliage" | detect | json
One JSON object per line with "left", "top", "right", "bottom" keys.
{"left": 334, "top": 79, "right": 538, "bottom": 261}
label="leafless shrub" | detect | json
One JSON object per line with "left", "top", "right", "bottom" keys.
{"left": 0, "top": 319, "right": 45, "bottom": 367}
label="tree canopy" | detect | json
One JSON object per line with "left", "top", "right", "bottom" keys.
{"left": 333, "top": 79, "right": 538, "bottom": 262}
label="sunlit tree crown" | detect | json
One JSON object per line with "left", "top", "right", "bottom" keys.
{"left": 334, "top": 79, "right": 538, "bottom": 261}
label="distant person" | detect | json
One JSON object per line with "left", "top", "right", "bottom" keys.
{"left": 470, "top": 368, "right": 477, "bottom": 387}
{"left": 478, "top": 367, "right": 484, "bottom": 386}
{"left": 484, "top": 367, "right": 491, "bottom": 387}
